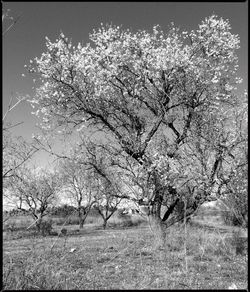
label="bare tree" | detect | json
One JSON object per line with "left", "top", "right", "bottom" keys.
{"left": 2, "top": 8, "right": 38, "bottom": 181}
{"left": 3, "top": 8, "right": 25, "bottom": 127}
{"left": 3, "top": 134, "right": 38, "bottom": 180}
{"left": 94, "top": 179, "right": 121, "bottom": 229}
{"left": 8, "top": 167, "right": 60, "bottom": 232}
{"left": 81, "top": 142, "right": 123, "bottom": 229}
{"left": 58, "top": 153, "right": 96, "bottom": 229}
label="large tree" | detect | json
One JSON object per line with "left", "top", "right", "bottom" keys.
{"left": 29, "top": 15, "right": 246, "bottom": 246}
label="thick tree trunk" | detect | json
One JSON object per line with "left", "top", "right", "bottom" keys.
{"left": 148, "top": 214, "right": 166, "bottom": 249}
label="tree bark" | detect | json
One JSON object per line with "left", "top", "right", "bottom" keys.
{"left": 148, "top": 214, "right": 166, "bottom": 249}
{"left": 103, "top": 219, "right": 107, "bottom": 229}
{"left": 148, "top": 193, "right": 166, "bottom": 249}
{"left": 79, "top": 218, "right": 84, "bottom": 229}
{"left": 78, "top": 207, "right": 85, "bottom": 229}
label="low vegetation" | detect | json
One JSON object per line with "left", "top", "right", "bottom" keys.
{"left": 2, "top": 207, "right": 247, "bottom": 290}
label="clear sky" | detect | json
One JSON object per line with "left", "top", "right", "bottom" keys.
{"left": 3, "top": 1, "right": 248, "bottom": 168}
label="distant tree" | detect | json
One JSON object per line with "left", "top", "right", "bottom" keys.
{"left": 94, "top": 180, "right": 121, "bottom": 229}
{"left": 83, "top": 143, "right": 122, "bottom": 229}
{"left": 8, "top": 168, "right": 60, "bottom": 232}
{"left": 29, "top": 15, "right": 246, "bottom": 247}
{"left": 58, "top": 152, "right": 96, "bottom": 229}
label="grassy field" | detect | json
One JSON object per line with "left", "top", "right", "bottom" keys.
{"left": 2, "top": 209, "right": 248, "bottom": 290}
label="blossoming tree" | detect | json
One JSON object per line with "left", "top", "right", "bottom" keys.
{"left": 28, "top": 15, "right": 247, "bottom": 246}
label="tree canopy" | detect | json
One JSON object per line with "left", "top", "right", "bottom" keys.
{"left": 28, "top": 15, "right": 247, "bottom": 240}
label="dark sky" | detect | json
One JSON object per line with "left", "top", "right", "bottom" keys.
{"left": 2, "top": 1, "right": 248, "bottom": 168}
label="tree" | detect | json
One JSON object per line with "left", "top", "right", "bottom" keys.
{"left": 3, "top": 134, "right": 38, "bottom": 181}
{"left": 58, "top": 152, "right": 96, "bottom": 229}
{"left": 82, "top": 142, "right": 123, "bottom": 229}
{"left": 2, "top": 8, "right": 38, "bottom": 182}
{"left": 94, "top": 180, "right": 121, "bottom": 229}
{"left": 29, "top": 15, "right": 246, "bottom": 247}
{"left": 8, "top": 168, "right": 60, "bottom": 232}
{"left": 3, "top": 8, "right": 25, "bottom": 127}
{"left": 216, "top": 101, "right": 248, "bottom": 227}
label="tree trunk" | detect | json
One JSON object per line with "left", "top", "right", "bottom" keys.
{"left": 147, "top": 185, "right": 167, "bottom": 249}
{"left": 78, "top": 207, "right": 85, "bottom": 229}
{"left": 103, "top": 219, "right": 107, "bottom": 229}
{"left": 79, "top": 217, "right": 84, "bottom": 229}
{"left": 148, "top": 214, "right": 166, "bottom": 249}
{"left": 33, "top": 213, "right": 42, "bottom": 231}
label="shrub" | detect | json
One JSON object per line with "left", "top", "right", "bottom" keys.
{"left": 60, "top": 228, "right": 67, "bottom": 236}
{"left": 39, "top": 220, "right": 53, "bottom": 236}
{"left": 50, "top": 204, "right": 76, "bottom": 217}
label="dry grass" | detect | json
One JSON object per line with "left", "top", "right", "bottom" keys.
{"left": 2, "top": 218, "right": 248, "bottom": 290}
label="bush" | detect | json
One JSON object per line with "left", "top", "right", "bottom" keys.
{"left": 50, "top": 204, "right": 76, "bottom": 217}
{"left": 39, "top": 220, "right": 53, "bottom": 236}
{"left": 60, "top": 228, "right": 67, "bottom": 236}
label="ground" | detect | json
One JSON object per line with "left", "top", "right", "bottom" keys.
{"left": 2, "top": 207, "right": 248, "bottom": 290}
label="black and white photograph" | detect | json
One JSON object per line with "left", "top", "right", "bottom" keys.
{"left": 2, "top": 1, "right": 248, "bottom": 290}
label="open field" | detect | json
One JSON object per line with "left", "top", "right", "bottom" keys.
{"left": 2, "top": 209, "right": 248, "bottom": 290}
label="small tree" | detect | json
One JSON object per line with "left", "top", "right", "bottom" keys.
{"left": 58, "top": 153, "right": 96, "bottom": 229}
{"left": 93, "top": 173, "right": 121, "bottom": 229}
{"left": 9, "top": 168, "right": 60, "bottom": 233}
